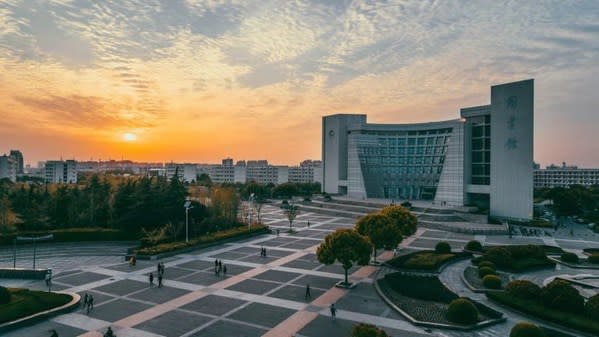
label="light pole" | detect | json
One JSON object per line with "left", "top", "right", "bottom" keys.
{"left": 184, "top": 200, "right": 194, "bottom": 243}
{"left": 249, "top": 193, "right": 255, "bottom": 230}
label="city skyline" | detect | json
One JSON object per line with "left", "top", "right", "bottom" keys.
{"left": 1, "top": 1, "right": 599, "bottom": 166}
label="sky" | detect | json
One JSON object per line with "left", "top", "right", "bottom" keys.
{"left": 1, "top": 0, "right": 598, "bottom": 167}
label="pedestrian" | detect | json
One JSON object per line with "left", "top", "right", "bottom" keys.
{"left": 157, "top": 262, "right": 161, "bottom": 275}
{"left": 218, "top": 260, "right": 222, "bottom": 270}
{"left": 223, "top": 264, "right": 227, "bottom": 275}
{"left": 49, "top": 329, "right": 59, "bottom": 337}
{"left": 263, "top": 247, "right": 267, "bottom": 257}
{"left": 307, "top": 221, "right": 310, "bottom": 228}
{"left": 158, "top": 273, "right": 163, "bottom": 288}
{"left": 214, "top": 259, "right": 218, "bottom": 268}
{"left": 149, "top": 272, "right": 154, "bottom": 287}
{"left": 305, "top": 284, "right": 311, "bottom": 300}
{"left": 276, "top": 229, "right": 280, "bottom": 237}
{"left": 87, "top": 295, "right": 94, "bottom": 314}
{"left": 82, "top": 293, "right": 89, "bottom": 309}
{"left": 104, "top": 326, "right": 116, "bottom": 337}
{"left": 330, "top": 303, "right": 337, "bottom": 320}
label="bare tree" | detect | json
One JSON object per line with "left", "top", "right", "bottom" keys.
{"left": 285, "top": 204, "right": 299, "bottom": 232}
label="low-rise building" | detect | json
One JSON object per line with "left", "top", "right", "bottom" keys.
{"left": 534, "top": 163, "right": 599, "bottom": 188}
{"left": 0, "top": 155, "right": 17, "bottom": 182}
{"left": 44, "top": 160, "right": 77, "bottom": 184}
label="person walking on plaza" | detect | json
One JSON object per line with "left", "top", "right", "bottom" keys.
{"left": 149, "top": 272, "right": 154, "bottom": 287}
{"left": 82, "top": 293, "right": 89, "bottom": 310}
{"left": 158, "top": 273, "right": 163, "bottom": 288}
{"left": 276, "top": 229, "right": 280, "bottom": 237}
{"left": 214, "top": 259, "right": 218, "bottom": 269}
{"left": 86, "top": 295, "right": 94, "bottom": 314}
{"left": 104, "top": 326, "right": 116, "bottom": 337}
{"left": 307, "top": 221, "right": 310, "bottom": 228}
{"left": 223, "top": 264, "right": 227, "bottom": 275}
{"left": 49, "top": 329, "right": 59, "bottom": 337}
{"left": 157, "top": 262, "right": 161, "bottom": 275}
{"left": 305, "top": 284, "right": 311, "bottom": 300}
{"left": 330, "top": 303, "right": 337, "bottom": 321}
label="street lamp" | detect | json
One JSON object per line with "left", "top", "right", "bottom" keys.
{"left": 249, "top": 193, "right": 255, "bottom": 230}
{"left": 184, "top": 200, "right": 194, "bottom": 243}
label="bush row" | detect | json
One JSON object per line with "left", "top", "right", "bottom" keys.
{"left": 133, "top": 224, "right": 269, "bottom": 256}
{"left": 0, "top": 228, "right": 136, "bottom": 246}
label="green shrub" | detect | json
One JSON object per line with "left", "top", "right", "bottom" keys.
{"left": 435, "top": 241, "right": 451, "bottom": 254}
{"left": 540, "top": 279, "right": 584, "bottom": 313}
{"left": 351, "top": 323, "right": 389, "bottom": 337}
{"left": 560, "top": 252, "right": 579, "bottom": 263}
{"left": 465, "top": 240, "right": 483, "bottom": 252}
{"left": 509, "top": 321, "right": 545, "bottom": 337}
{"left": 483, "top": 247, "right": 513, "bottom": 268}
{"left": 509, "top": 245, "right": 546, "bottom": 259}
{"left": 506, "top": 280, "right": 541, "bottom": 300}
{"left": 383, "top": 273, "right": 458, "bottom": 303}
{"left": 446, "top": 298, "right": 479, "bottom": 324}
{"left": 0, "top": 286, "right": 11, "bottom": 304}
{"left": 588, "top": 254, "right": 599, "bottom": 264}
{"left": 478, "top": 266, "right": 496, "bottom": 278}
{"left": 482, "top": 275, "right": 502, "bottom": 289}
{"left": 586, "top": 294, "right": 599, "bottom": 320}
{"left": 478, "top": 261, "right": 496, "bottom": 269}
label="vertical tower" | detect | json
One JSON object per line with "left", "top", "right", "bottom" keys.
{"left": 490, "top": 79, "right": 534, "bottom": 221}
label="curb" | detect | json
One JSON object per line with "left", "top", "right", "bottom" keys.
{"left": 0, "top": 292, "right": 81, "bottom": 333}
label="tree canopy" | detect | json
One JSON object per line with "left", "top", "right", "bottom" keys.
{"left": 380, "top": 205, "right": 418, "bottom": 236}
{"left": 355, "top": 213, "right": 402, "bottom": 262}
{"left": 317, "top": 228, "right": 372, "bottom": 285}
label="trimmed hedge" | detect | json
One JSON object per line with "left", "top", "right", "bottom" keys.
{"left": 510, "top": 322, "right": 545, "bottom": 337}
{"left": 478, "top": 266, "right": 496, "bottom": 278}
{"left": 478, "top": 261, "right": 496, "bottom": 269}
{"left": 0, "top": 286, "right": 11, "bottom": 304}
{"left": 446, "top": 298, "right": 479, "bottom": 324}
{"left": 0, "top": 288, "right": 72, "bottom": 324}
{"left": 465, "top": 240, "right": 483, "bottom": 252}
{"left": 351, "top": 323, "right": 389, "bottom": 337}
{"left": 560, "top": 252, "right": 579, "bottom": 263}
{"left": 383, "top": 273, "right": 458, "bottom": 303}
{"left": 588, "top": 254, "right": 599, "bottom": 264}
{"left": 482, "top": 275, "right": 502, "bottom": 289}
{"left": 487, "top": 291, "right": 599, "bottom": 336}
{"left": 435, "top": 242, "right": 451, "bottom": 254}
{"left": 475, "top": 245, "right": 554, "bottom": 272}
{"left": 506, "top": 280, "right": 541, "bottom": 300}
{"left": 134, "top": 224, "right": 269, "bottom": 255}
{"left": 0, "top": 228, "right": 136, "bottom": 246}
{"left": 540, "top": 279, "right": 584, "bottom": 313}
{"left": 586, "top": 294, "right": 599, "bottom": 320}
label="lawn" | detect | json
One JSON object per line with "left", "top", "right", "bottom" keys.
{"left": 0, "top": 288, "right": 72, "bottom": 324}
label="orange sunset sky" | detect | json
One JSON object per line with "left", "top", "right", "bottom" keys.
{"left": 1, "top": 1, "right": 598, "bottom": 166}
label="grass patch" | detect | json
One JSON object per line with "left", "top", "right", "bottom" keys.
{"left": 386, "top": 251, "right": 463, "bottom": 271}
{"left": 134, "top": 224, "right": 269, "bottom": 255}
{"left": 0, "top": 288, "right": 71, "bottom": 324}
{"left": 487, "top": 291, "right": 599, "bottom": 336}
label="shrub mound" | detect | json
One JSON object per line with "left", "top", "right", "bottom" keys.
{"left": 540, "top": 279, "right": 584, "bottom": 313}
{"left": 476, "top": 245, "right": 553, "bottom": 272}
{"left": 435, "top": 241, "right": 451, "bottom": 254}
{"left": 465, "top": 240, "right": 483, "bottom": 252}
{"left": 0, "top": 286, "right": 11, "bottom": 304}
{"left": 509, "top": 322, "right": 545, "bottom": 337}
{"left": 505, "top": 280, "right": 541, "bottom": 300}
{"left": 351, "top": 323, "right": 389, "bottom": 337}
{"left": 482, "top": 275, "right": 502, "bottom": 289}
{"left": 585, "top": 294, "right": 599, "bottom": 320}
{"left": 588, "top": 254, "right": 599, "bottom": 264}
{"left": 478, "top": 261, "right": 496, "bottom": 269}
{"left": 560, "top": 252, "right": 579, "bottom": 263}
{"left": 478, "top": 266, "right": 496, "bottom": 278}
{"left": 483, "top": 247, "right": 513, "bottom": 267}
{"left": 446, "top": 298, "right": 479, "bottom": 325}
{"left": 386, "top": 250, "right": 459, "bottom": 271}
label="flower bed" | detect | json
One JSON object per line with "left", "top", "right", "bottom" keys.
{"left": 0, "top": 288, "right": 72, "bottom": 324}
{"left": 133, "top": 224, "right": 269, "bottom": 256}
{"left": 377, "top": 273, "right": 503, "bottom": 327}
{"left": 386, "top": 250, "right": 467, "bottom": 272}
{"left": 463, "top": 266, "right": 509, "bottom": 292}
{"left": 487, "top": 291, "right": 599, "bottom": 336}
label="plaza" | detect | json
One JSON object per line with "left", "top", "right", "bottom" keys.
{"left": 2, "top": 203, "right": 599, "bottom": 337}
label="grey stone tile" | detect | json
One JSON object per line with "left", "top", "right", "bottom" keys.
{"left": 2, "top": 321, "right": 86, "bottom": 337}
{"left": 189, "top": 320, "right": 266, "bottom": 337}
{"left": 134, "top": 310, "right": 212, "bottom": 337}
{"left": 92, "top": 279, "right": 148, "bottom": 296}
{"left": 177, "top": 271, "right": 224, "bottom": 286}
{"left": 91, "top": 298, "right": 152, "bottom": 322}
{"left": 181, "top": 294, "right": 247, "bottom": 316}
{"left": 53, "top": 271, "right": 107, "bottom": 286}
{"left": 227, "top": 302, "right": 295, "bottom": 328}
{"left": 293, "top": 274, "right": 339, "bottom": 290}
{"left": 128, "top": 285, "right": 190, "bottom": 304}
{"left": 252, "top": 270, "right": 302, "bottom": 283}
{"left": 226, "top": 279, "right": 280, "bottom": 295}
{"left": 268, "top": 284, "right": 324, "bottom": 302}
{"left": 176, "top": 260, "right": 215, "bottom": 271}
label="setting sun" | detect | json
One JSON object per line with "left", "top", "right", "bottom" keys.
{"left": 123, "top": 133, "right": 137, "bottom": 142}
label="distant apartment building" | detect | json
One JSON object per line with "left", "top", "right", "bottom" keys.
{"left": 288, "top": 160, "right": 323, "bottom": 184}
{"left": 208, "top": 159, "right": 246, "bottom": 184}
{"left": 45, "top": 160, "right": 77, "bottom": 184}
{"left": 0, "top": 155, "right": 17, "bottom": 182}
{"left": 166, "top": 163, "right": 199, "bottom": 183}
{"left": 9, "top": 150, "right": 23, "bottom": 174}
{"left": 77, "top": 160, "right": 164, "bottom": 175}
{"left": 534, "top": 163, "right": 599, "bottom": 188}
{"left": 245, "top": 160, "right": 288, "bottom": 185}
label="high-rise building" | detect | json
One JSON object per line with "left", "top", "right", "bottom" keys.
{"left": 0, "top": 155, "right": 17, "bottom": 182}
{"left": 534, "top": 163, "right": 599, "bottom": 188}
{"left": 9, "top": 150, "right": 23, "bottom": 174}
{"left": 44, "top": 160, "right": 78, "bottom": 184}
{"left": 322, "top": 79, "right": 534, "bottom": 221}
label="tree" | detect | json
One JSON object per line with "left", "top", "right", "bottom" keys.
{"left": 253, "top": 196, "right": 266, "bottom": 224}
{"left": 272, "top": 183, "right": 299, "bottom": 199}
{"left": 196, "top": 173, "right": 212, "bottom": 187}
{"left": 210, "top": 187, "right": 240, "bottom": 226}
{"left": 317, "top": 229, "right": 372, "bottom": 285}
{"left": 380, "top": 205, "right": 417, "bottom": 236}
{"left": 285, "top": 204, "right": 299, "bottom": 232}
{"left": 351, "top": 323, "right": 388, "bottom": 337}
{"left": 355, "top": 213, "right": 401, "bottom": 263}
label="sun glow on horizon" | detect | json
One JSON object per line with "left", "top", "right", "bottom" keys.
{"left": 123, "top": 133, "right": 137, "bottom": 142}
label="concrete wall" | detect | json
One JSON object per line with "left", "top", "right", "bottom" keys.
{"left": 490, "top": 79, "right": 534, "bottom": 220}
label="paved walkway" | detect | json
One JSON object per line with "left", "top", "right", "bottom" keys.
{"left": 3, "top": 206, "right": 598, "bottom": 337}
